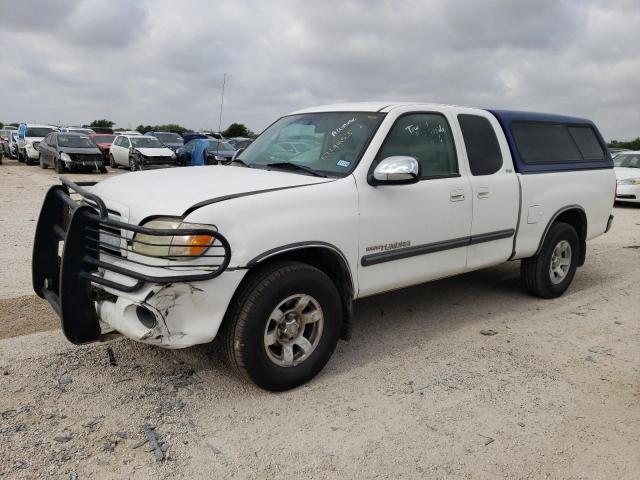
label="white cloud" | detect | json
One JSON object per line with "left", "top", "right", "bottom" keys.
{"left": 0, "top": 0, "right": 638, "bottom": 140}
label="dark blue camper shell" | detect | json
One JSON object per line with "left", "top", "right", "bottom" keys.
{"left": 488, "top": 110, "right": 613, "bottom": 174}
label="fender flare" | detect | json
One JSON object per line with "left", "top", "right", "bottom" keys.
{"left": 534, "top": 205, "right": 587, "bottom": 264}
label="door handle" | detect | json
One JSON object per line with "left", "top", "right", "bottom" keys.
{"left": 450, "top": 189, "right": 465, "bottom": 202}
{"left": 477, "top": 187, "right": 490, "bottom": 199}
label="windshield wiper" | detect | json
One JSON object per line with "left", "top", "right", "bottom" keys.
{"left": 265, "top": 162, "right": 327, "bottom": 178}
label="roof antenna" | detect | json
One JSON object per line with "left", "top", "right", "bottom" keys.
{"left": 218, "top": 73, "right": 227, "bottom": 136}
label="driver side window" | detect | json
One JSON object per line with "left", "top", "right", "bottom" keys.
{"left": 376, "top": 113, "right": 459, "bottom": 179}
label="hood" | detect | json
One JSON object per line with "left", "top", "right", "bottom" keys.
{"left": 135, "top": 147, "right": 174, "bottom": 157}
{"left": 25, "top": 136, "right": 45, "bottom": 143}
{"left": 91, "top": 165, "right": 333, "bottom": 223}
{"left": 614, "top": 167, "right": 640, "bottom": 180}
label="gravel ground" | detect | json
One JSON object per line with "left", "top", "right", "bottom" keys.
{"left": 0, "top": 158, "right": 639, "bottom": 479}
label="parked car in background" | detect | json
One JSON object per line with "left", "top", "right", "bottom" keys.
{"left": 38, "top": 132, "right": 105, "bottom": 173}
{"left": 177, "top": 139, "right": 236, "bottom": 166}
{"left": 0, "top": 129, "right": 13, "bottom": 159}
{"left": 85, "top": 126, "right": 114, "bottom": 134}
{"left": 146, "top": 131, "right": 184, "bottom": 152}
{"left": 109, "top": 134, "right": 177, "bottom": 170}
{"left": 120, "top": 130, "right": 143, "bottom": 136}
{"left": 613, "top": 151, "right": 640, "bottom": 204}
{"left": 17, "top": 123, "right": 57, "bottom": 165}
{"left": 6, "top": 131, "right": 19, "bottom": 158}
{"left": 608, "top": 148, "right": 629, "bottom": 158}
{"left": 89, "top": 133, "right": 117, "bottom": 163}
{"left": 59, "top": 127, "right": 95, "bottom": 135}
{"left": 181, "top": 131, "right": 208, "bottom": 144}
{"left": 227, "top": 137, "right": 253, "bottom": 150}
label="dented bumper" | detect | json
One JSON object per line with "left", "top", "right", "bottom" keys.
{"left": 32, "top": 177, "right": 233, "bottom": 346}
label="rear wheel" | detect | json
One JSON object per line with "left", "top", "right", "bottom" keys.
{"left": 521, "top": 222, "right": 579, "bottom": 298}
{"left": 109, "top": 154, "right": 116, "bottom": 168}
{"left": 219, "top": 261, "right": 342, "bottom": 391}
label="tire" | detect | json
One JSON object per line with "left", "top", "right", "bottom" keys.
{"left": 129, "top": 156, "right": 141, "bottom": 171}
{"left": 219, "top": 261, "right": 342, "bottom": 391}
{"left": 109, "top": 154, "right": 116, "bottom": 168}
{"left": 17, "top": 151, "right": 24, "bottom": 163}
{"left": 39, "top": 154, "right": 47, "bottom": 169}
{"left": 55, "top": 158, "right": 65, "bottom": 174}
{"left": 99, "top": 165, "right": 107, "bottom": 173}
{"left": 521, "top": 222, "right": 579, "bottom": 299}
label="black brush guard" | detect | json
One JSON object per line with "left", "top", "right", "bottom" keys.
{"left": 32, "top": 177, "right": 231, "bottom": 344}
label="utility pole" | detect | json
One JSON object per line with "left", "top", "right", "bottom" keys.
{"left": 218, "top": 73, "right": 226, "bottom": 135}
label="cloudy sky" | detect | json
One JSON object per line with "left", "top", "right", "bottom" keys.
{"left": 0, "top": 0, "right": 638, "bottom": 140}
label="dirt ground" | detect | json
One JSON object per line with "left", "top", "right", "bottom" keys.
{"left": 0, "top": 158, "right": 638, "bottom": 479}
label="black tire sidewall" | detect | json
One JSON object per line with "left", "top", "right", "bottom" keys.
{"left": 538, "top": 223, "right": 579, "bottom": 297}
{"left": 235, "top": 265, "right": 342, "bottom": 391}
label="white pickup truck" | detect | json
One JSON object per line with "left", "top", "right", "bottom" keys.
{"left": 33, "top": 102, "right": 615, "bottom": 390}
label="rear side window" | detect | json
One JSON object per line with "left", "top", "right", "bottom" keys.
{"left": 512, "top": 122, "right": 604, "bottom": 164}
{"left": 568, "top": 126, "right": 605, "bottom": 161}
{"left": 458, "top": 114, "right": 503, "bottom": 175}
{"left": 376, "top": 113, "right": 458, "bottom": 178}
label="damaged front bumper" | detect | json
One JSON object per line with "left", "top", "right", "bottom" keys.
{"left": 32, "top": 177, "right": 233, "bottom": 346}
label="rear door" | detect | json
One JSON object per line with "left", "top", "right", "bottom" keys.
{"left": 453, "top": 110, "right": 519, "bottom": 270}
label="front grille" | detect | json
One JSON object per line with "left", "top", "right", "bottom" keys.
{"left": 70, "top": 153, "right": 102, "bottom": 162}
{"left": 143, "top": 156, "right": 174, "bottom": 164}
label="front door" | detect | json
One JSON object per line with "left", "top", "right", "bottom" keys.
{"left": 356, "top": 110, "right": 473, "bottom": 297}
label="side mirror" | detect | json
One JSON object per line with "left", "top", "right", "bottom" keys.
{"left": 370, "top": 156, "right": 420, "bottom": 185}
{"left": 232, "top": 148, "right": 245, "bottom": 161}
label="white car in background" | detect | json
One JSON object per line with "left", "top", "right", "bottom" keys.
{"left": 17, "top": 123, "right": 57, "bottom": 165}
{"left": 109, "top": 134, "right": 177, "bottom": 170}
{"left": 614, "top": 151, "right": 640, "bottom": 204}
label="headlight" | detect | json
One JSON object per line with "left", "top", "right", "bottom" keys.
{"left": 617, "top": 178, "right": 640, "bottom": 185}
{"left": 26, "top": 142, "right": 35, "bottom": 150}
{"left": 131, "top": 217, "right": 217, "bottom": 258}
{"left": 60, "top": 152, "right": 71, "bottom": 162}
{"left": 214, "top": 155, "right": 225, "bottom": 161}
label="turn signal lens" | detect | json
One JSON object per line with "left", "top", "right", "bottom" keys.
{"left": 170, "top": 234, "right": 214, "bottom": 257}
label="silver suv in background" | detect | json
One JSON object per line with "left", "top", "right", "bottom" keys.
{"left": 17, "top": 123, "right": 57, "bottom": 165}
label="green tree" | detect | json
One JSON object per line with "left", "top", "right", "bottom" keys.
{"left": 9, "top": 123, "right": 20, "bottom": 128}
{"left": 136, "top": 124, "right": 188, "bottom": 134}
{"left": 89, "top": 119, "right": 115, "bottom": 128}
{"left": 608, "top": 137, "right": 640, "bottom": 150}
{"left": 222, "top": 123, "right": 254, "bottom": 138}
{"left": 0, "top": 121, "right": 3, "bottom": 129}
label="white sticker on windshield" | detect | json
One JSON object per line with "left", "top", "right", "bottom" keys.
{"left": 336, "top": 159, "right": 351, "bottom": 168}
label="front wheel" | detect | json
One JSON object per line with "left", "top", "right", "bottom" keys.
{"left": 219, "top": 262, "right": 342, "bottom": 391}
{"left": 129, "top": 156, "right": 142, "bottom": 171}
{"left": 55, "top": 158, "right": 66, "bottom": 174}
{"left": 521, "top": 222, "right": 579, "bottom": 299}
{"left": 39, "top": 154, "right": 47, "bottom": 169}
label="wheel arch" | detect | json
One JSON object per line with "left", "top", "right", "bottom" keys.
{"left": 535, "top": 205, "right": 587, "bottom": 266}
{"left": 245, "top": 242, "right": 355, "bottom": 341}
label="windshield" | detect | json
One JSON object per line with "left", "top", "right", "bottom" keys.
{"left": 614, "top": 153, "right": 640, "bottom": 168}
{"left": 155, "top": 133, "right": 183, "bottom": 144}
{"left": 26, "top": 127, "right": 55, "bottom": 137}
{"left": 131, "top": 137, "right": 163, "bottom": 148}
{"left": 206, "top": 140, "right": 235, "bottom": 152}
{"left": 0, "top": 130, "right": 10, "bottom": 138}
{"left": 58, "top": 135, "right": 96, "bottom": 148}
{"left": 92, "top": 135, "right": 115, "bottom": 144}
{"left": 238, "top": 112, "right": 385, "bottom": 176}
